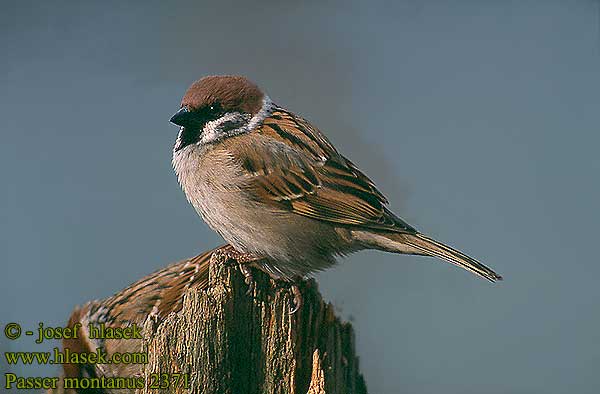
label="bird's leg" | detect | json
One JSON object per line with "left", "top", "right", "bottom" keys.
{"left": 238, "top": 263, "right": 257, "bottom": 296}
{"left": 289, "top": 283, "right": 303, "bottom": 314}
{"left": 217, "top": 247, "right": 303, "bottom": 310}
{"left": 220, "top": 248, "right": 262, "bottom": 296}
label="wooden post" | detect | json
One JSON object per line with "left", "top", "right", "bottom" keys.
{"left": 136, "top": 250, "right": 368, "bottom": 394}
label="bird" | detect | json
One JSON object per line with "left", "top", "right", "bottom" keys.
{"left": 170, "top": 75, "right": 502, "bottom": 309}
{"left": 52, "top": 245, "right": 224, "bottom": 394}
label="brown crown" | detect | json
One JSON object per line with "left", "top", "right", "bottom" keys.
{"left": 180, "top": 75, "right": 265, "bottom": 115}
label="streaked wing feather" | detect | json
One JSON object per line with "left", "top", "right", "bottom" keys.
{"left": 239, "top": 107, "right": 416, "bottom": 233}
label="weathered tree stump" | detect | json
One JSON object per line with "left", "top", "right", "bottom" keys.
{"left": 136, "top": 250, "right": 367, "bottom": 394}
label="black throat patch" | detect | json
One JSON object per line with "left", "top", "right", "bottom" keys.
{"left": 174, "top": 126, "right": 201, "bottom": 152}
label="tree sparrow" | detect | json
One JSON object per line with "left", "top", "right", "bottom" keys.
{"left": 170, "top": 76, "right": 502, "bottom": 300}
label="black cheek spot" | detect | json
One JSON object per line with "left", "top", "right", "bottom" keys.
{"left": 219, "top": 118, "right": 245, "bottom": 132}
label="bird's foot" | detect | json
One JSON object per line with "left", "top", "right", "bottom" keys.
{"left": 289, "top": 284, "right": 303, "bottom": 314}
{"left": 223, "top": 248, "right": 262, "bottom": 265}
{"left": 238, "top": 263, "right": 258, "bottom": 296}
{"left": 219, "top": 248, "right": 262, "bottom": 296}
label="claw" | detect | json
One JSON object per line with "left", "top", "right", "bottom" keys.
{"left": 238, "top": 263, "right": 257, "bottom": 296}
{"left": 217, "top": 248, "right": 262, "bottom": 297}
{"left": 244, "top": 275, "right": 257, "bottom": 296}
{"left": 289, "top": 284, "right": 303, "bottom": 314}
{"left": 246, "top": 281, "right": 256, "bottom": 296}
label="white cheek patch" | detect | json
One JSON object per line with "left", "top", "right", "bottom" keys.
{"left": 246, "top": 95, "right": 273, "bottom": 131}
{"left": 199, "top": 112, "right": 248, "bottom": 144}
{"left": 198, "top": 96, "right": 273, "bottom": 145}
{"left": 199, "top": 119, "right": 223, "bottom": 145}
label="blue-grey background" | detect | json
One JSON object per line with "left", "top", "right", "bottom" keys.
{"left": 1, "top": 1, "right": 599, "bottom": 393}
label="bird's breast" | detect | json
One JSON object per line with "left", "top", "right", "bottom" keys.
{"left": 173, "top": 145, "right": 270, "bottom": 246}
{"left": 172, "top": 143, "right": 350, "bottom": 278}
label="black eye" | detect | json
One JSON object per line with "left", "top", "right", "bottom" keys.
{"left": 207, "top": 103, "right": 222, "bottom": 115}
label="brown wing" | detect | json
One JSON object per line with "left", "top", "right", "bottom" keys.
{"left": 238, "top": 107, "right": 416, "bottom": 233}
{"left": 96, "top": 245, "right": 231, "bottom": 325}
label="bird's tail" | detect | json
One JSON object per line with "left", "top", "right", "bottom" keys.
{"left": 354, "top": 231, "right": 502, "bottom": 282}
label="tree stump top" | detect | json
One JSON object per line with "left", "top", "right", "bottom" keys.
{"left": 138, "top": 250, "right": 368, "bottom": 394}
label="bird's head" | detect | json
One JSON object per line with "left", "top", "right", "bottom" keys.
{"left": 170, "top": 75, "right": 270, "bottom": 151}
